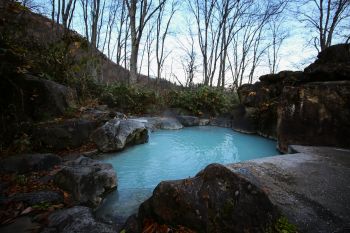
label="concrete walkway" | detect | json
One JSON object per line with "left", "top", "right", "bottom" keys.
{"left": 228, "top": 145, "right": 350, "bottom": 233}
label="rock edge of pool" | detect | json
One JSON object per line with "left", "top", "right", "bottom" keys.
{"left": 95, "top": 125, "right": 279, "bottom": 223}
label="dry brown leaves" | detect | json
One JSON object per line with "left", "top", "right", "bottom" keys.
{"left": 0, "top": 169, "right": 71, "bottom": 226}
{"left": 56, "top": 142, "right": 97, "bottom": 157}
{"left": 142, "top": 219, "right": 196, "bottom": 233}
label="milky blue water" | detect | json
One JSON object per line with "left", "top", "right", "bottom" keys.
{"left": 96, "top": 126, "right": 278, "bottom": 221}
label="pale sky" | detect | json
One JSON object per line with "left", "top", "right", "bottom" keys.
{"left": 32, "top": 0, "right": 348, "bottom": 86}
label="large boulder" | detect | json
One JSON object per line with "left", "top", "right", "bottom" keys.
{"left": 42, "top": 206, "right": 115, "bottom": 233}
{"left": 176, "top": 116, "right": 200, "bottom": 127}
{"left": 0, "top": 153, "right": 61, "bottom": 174}
{"left": 80, "top": 105, "right": 126, "bottom": 123}
{"left": 277, "top": 81, "right": 350, "bottom": 152}
{"left": 139, "top": 163, "right": 279, "bottom": 233}
{"left": 91, "top": 119, "right": 149, "bottom": 152}
{"left": 33, "top": 119, "right": 100, "bottom": 151}
{"left": 0, "top": 74, "right": 78, "bottom": 150}
{"left": 130, "top": 117, "right": 162, "bottom": 132}
{"left": 54, "top": 156, "right": 117, "bottom": 207}
{"left": 303, "top": 44, "right": 350, "bottom": 83}
{"left": 159, "top": 117, "right": 184, "bottom": 130}
{"left": 304, "top": 44, "right": 350, "bottom": 82}
{"left": 138, "top": 147, "right": 350, "bottom": 233}
{"left": 14, "top": 75, "right": 77, "bottom": 121}
{"left": 231, "top": 105, "right": 257, "bottom": 134}
{"left": 209, "top": 116, "right": 232, "bottom": 128}
{"left": 235, "top": 71, "right": 303, "bottom": 139}
{"left": 131, "top": 117, "right": 184, "bottom": 131}
{"left": 199, "top": 118, "right": 210, "bottom": 126}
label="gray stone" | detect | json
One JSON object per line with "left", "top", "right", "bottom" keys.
{"left": 159, "top": 117, "right": 183, "bottom": 130}
{"left": 231, "top": 105, "right": 258, "bottom": 134}
{"left": 209, "top": 117, "right": 232, "bottom": 128}
{"left": 176, "top": 116, "right": 200, "bottom": 127}
{"left": 138, "top": 146, "right": 350, "bottom": 233}
{"left": 43, "top": 206, "right": 115, "bottom": 233}
{"left": 91, "top": 119, "right": 149, "bottom": 152}
{"left": 80, "top": 107, "right": 126, "bottom": 124}
{"left": 130, "top": 117, "right": 161, "bottom": 132}
{"left": 277, "top": 81, "right": 350, "bottom": 152}
{"left": 54, "top": 156, "right": 117, "bottom": 207}
{"left": 9, "top": 191, "right": 63, "bottom": 205}
{"left": 16, "top": 75, "right": 77, "bottom": 121}
{"left": 0, "top": 153, "right": 61, "bottom": 174}
{"left": 121, "top": 214, "right": 140, "bottom": 233}
{"left": 198, "top": 118, "right": 210, "bottom": 126}
{"left": 139, "top": 163, "right": 278, "bottom": 233}
{"left": 33, "top": 119, "right": 100, "bottom": 151}
{"left": 131, "top": 117, "right": 185, "bottom": 131}
{"left": 80, "top": 109, "right": 112, "bottom": 123}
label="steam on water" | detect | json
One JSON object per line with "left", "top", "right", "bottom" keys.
{"left": 96, "top": 126, "right": 278, "bottom": 220}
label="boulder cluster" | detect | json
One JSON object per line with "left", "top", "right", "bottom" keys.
{"left": 233, "top": 44, "right": 350, "bottom": 152}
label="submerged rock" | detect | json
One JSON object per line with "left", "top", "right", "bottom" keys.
{"left": 54, "top": 156, "right": 117, "bottom": 207}
{"left": 139, "top": 163, "right": 278, "bottom": 233}
{"left": 42, "top": 206, "right": 115, "bottom": 233}
{"left": 0, "top": 153, "right": 61, "bottom": 174}
{"left": 91, "top": 119, "right": 148, "bottom": 152}
{"left": 176, "top": 116, "right": 200, "bottom": 127}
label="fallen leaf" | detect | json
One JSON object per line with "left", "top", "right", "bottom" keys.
{"left": 21, "top": 207, "right": 33, "bottom": 215}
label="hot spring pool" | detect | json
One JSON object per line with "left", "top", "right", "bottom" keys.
{"left": 96, "top": 126, "right": 278, "bottom": 221}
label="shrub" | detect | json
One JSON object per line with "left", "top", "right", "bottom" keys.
{"left": 166, "top": 86, "right": 238, "bottom": 116}
{"left": 100, "top": 84, "right": 162, "bottom": 114}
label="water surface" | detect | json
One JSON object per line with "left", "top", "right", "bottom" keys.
{"left": 96, "top": 126, "right": 278, "bottom": 220}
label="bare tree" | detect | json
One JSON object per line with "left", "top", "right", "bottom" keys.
{"left": 90, "top": 0, "right": 102, "bottom": 48}
{"left": 50, "top": 0, "right": 55, "bottom": 29}
{"left": 155, "top": 0, "right": 176, "bottom": 81}
{"left": 79, "top": 0, "right": 106, "bottom": 49}
{"left": 138, "top": 22, "right": 155, "bottom": 79}
{"left": 177, "top": 24, "right": 197, "bottom": 87}
{"left": 123, "top": 19, "right": 130, "bottom": 69}
{"left": 298, "top": 0, "right": 350, "bottom": 52}
{"left": 189, "top": 0, "right": 250, "bottom": 87}
{"left": 49, "top": 0, "right": 76, "bottom": 32}
{"left": 267, "top": 18, "right": 289, "bottom": 74}
{"left": 96, "top": 0, "right": 107, "bottom": 49}
{"left": 101, "top": 1, "right": 119, "bottom": 59}
{"left": 216, "top": 0, "right": 245, "bottom": 88}
{"left": 114, "top": 0, "right": 129, "bottom": 66}
{"left": 80, "top": 0, "right": 89, "bottom": 39}
{"left": 61, "top": 0, "right": 77, "bottom": 30}
{"left": 183, "top": 34, "right": 197, "bottom": 87}
{"left": 228, "top": 0, "right": 287, "bottom": 88}
{"left": 125, "top": 0, "right": 167, "bottom": 84}
{"left": 188, "top": 0, "right": 217, "bottom": 85}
